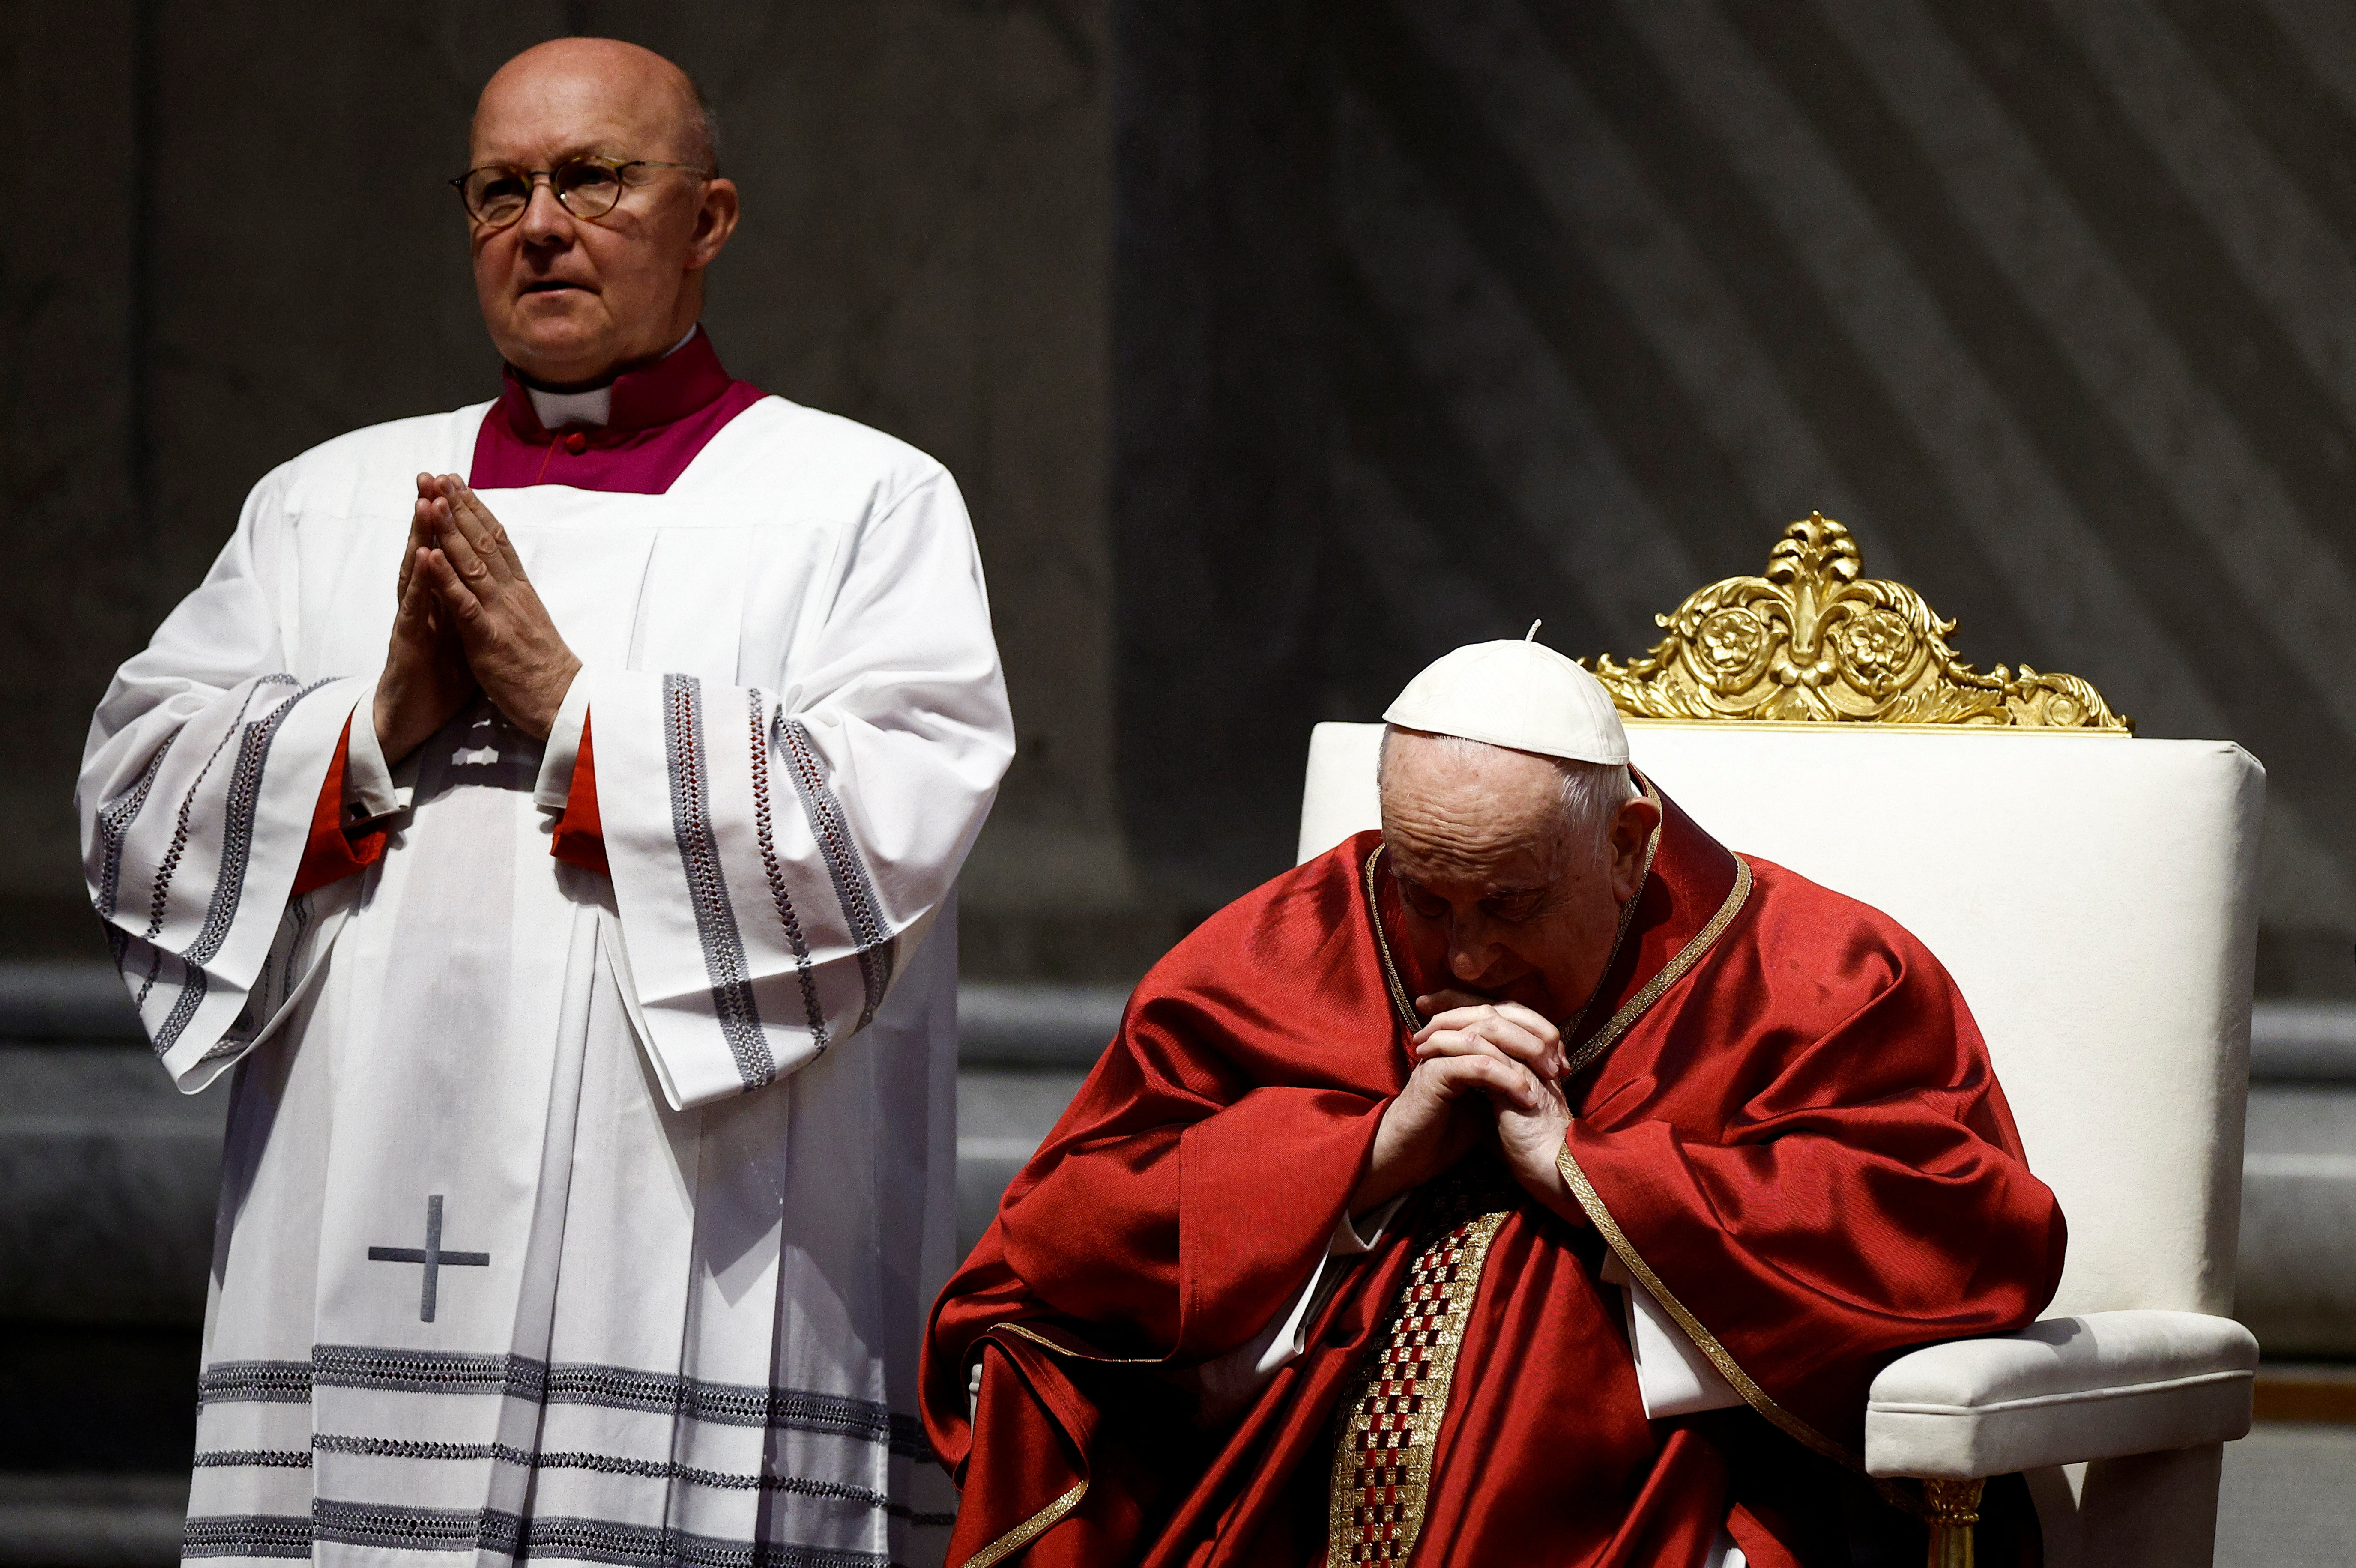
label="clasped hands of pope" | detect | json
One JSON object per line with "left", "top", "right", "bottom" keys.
{"left": 372, "top": 474, "right": 582, "bottom": 765}
{"left": 1351, "top": 729, "right": 1662, "bottom": 1225}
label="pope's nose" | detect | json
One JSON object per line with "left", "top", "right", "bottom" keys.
{"left": 1448, "top": 942, "right": 1494, "bottom": 983}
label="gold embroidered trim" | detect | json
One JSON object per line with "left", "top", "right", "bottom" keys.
{"left": 1570, "top": 855, "right": 1752, "bottom": 1070}
{"left": 1554, "top": 1143, "right": 1860, "bottom": 1471}
{"left": 1327, "top": 1175, "right": 1515, "bottom": 1562}
{"left": 1539, "top": 851, "right": 1850, "bottom": 1468}
{"left": 992, "top": 1320, "right": 1163, "bottom": 1365}
{"left": 1363, "top": 845, "right": 1421, "bottom": 1036}
{"left": 957, "top": 1480, "right": 1088, "bottom": 1568}
{"left": 949, "top": 1326, "right": 1153, "bottom": 1565}
{"left": 1556, "top": 773, "right": 1666, "bottom": 1078}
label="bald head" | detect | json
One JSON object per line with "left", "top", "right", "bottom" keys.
{"left": 475, "top": 38, "right": 716, "bottom": 173}
{"left": 464, "top": 37, "right": 740, "bottom": 388}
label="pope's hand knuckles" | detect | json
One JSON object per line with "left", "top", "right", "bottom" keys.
{"left": 1426, "top": 1029, "right": 1510, "bottom": 1062}
{"left": 1462, "top": 1021, "right": 1540, "bottom": 1063}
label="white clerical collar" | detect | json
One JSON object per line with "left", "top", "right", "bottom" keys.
{"left": 525, "top": 326, "right": 700, "bottom": 430}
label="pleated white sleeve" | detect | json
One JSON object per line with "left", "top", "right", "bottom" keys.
{"left": 580, "top": 469, "right": 1012, "bottom": 1109}
{"left": 76, "top": 467, "right": 366, "bottom": 1092}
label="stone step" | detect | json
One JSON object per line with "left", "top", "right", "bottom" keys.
{"left": 0, "top": 977, "right": 2349, "bottom": 1563}
{"left": 0, "top": 1475, "right": 184, "bottom": 1568}
{"left": 3, "top": 978, "right": 2352, "bottom": 1349}
{"left": 0, "top": 1417, "right": 2347, "bottom": 1565}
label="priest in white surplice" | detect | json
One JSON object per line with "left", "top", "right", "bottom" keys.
{"left": 75, "top": 39, "right": 1011, "bottom": 1568}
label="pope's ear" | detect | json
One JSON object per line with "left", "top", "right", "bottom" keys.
{"left": 1607, "top": 793, "right": 1661, "bottom": 902}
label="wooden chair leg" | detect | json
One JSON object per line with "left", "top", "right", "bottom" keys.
{"left": 1922, "top": 1478, "right": 1985, "bottom": 1568}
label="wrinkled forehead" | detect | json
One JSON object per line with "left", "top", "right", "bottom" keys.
{"left": 1379, "top": 730, "right": 1584, "bottom": 884}
{"left": 1381, "top": 805, "right": 1570, "bottom": 890}
{"left": 1384, "top": 826, "right": 1569, "bottom": 897}
{"left": 471, "top": 61, "right": 691, "bottom": 165}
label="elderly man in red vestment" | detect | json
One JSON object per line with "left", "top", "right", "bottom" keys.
{"left": 923, "top": 639, "right": 2066, "bottom": 1567}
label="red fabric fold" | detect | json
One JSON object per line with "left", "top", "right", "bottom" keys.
{"left": 549, "top": 715, "right": 608, "bottom": 877}
{"left": 291, "top": 717, "right": 388, "bottom": 896}
{"left": 925, "top": 799, "right": 2063, "bottom": 1567}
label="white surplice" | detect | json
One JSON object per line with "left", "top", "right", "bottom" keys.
{"left": 76, "top": 392, "right": 1012, "bottom": 1567}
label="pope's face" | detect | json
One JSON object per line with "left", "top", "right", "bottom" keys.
{"left": 466, "top": 44, "right": 740, "bottom": 388}
{"left": 1378, "top": 731, "right": 1657, "bottom": 1024}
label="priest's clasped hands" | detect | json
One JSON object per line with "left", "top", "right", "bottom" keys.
{"left": 374, "top": 472, "right": 584, "bottom": 763}
{"left": 1351, "top": 989, "right": 1581, "bottom": 1224}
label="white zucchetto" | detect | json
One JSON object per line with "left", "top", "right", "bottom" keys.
{"left": 1383, "top": 633, "right": 1631, "bottom": 766}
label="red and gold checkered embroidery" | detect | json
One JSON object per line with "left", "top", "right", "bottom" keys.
{"left": 1327, "top": 1176, "right": 1513, "bottom": 1563}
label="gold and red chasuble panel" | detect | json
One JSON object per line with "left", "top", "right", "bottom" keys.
{"left": 1326, "top": 1170, "right": 1517, "bottom": 1563}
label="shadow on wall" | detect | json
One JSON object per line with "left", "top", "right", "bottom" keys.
{"left": 1111, "top": 0, "right": 2356, "bottom": 991}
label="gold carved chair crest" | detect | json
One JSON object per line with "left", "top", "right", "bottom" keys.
{"left": 1583, "top": 513, "right": 2129, "bottom": 733}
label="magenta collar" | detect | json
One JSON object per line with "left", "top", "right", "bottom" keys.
{"left": 469, "top": 327, "right": 768, "bottom": 494}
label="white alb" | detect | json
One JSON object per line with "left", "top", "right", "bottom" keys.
{"left": 77, "top": 392, "right": 1012, "bottom": 1567}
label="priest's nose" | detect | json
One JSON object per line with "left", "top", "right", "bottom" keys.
{"left": 518, "top": 180, "right": 574, "bottom": 244}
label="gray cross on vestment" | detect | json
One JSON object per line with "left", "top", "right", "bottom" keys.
{"left": 367, "top": 1195, "right": 490, "bottom": 1323}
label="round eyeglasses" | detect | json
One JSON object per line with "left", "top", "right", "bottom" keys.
{"left": 449, "top": 156, "right": 712, "bottom": 228}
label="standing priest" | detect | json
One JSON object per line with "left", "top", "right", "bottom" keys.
{"left": 926, "top": 641, "right": 2065, "bottom": 1568}
{"left": 78, "top": 38, "right": 1010, "bottom": 1568}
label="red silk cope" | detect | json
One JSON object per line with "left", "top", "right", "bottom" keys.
{"left": 923, "top": 788, "right": 2065, "bottom": 1568}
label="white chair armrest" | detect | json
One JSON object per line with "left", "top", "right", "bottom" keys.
{"left": 1864, "top": 1310, "right": 2256, "bottom": 1479}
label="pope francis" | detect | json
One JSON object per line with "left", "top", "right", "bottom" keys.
{"left": 924, "top": 640, "right": 2065, "bottom": 1568}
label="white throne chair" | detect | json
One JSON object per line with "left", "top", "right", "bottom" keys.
{"left": 1297, "top": 517, "right": 2261, "bottom": 1568}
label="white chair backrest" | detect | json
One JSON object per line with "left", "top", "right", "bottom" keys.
{"left": 1299, "top": 721, "right": 2263, "bottom": 1319}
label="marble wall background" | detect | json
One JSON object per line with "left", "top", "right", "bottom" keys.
{"left": 12, "top": 0, "right": 2356, "bottom": 993}
{"left": 1116, "top": 0, "right": 2356, "bottom": 996}
{"left": 0, "top": 0, "right": 1129, "bottom": 968}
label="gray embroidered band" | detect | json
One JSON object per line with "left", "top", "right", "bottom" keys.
{"left": 94, "top": 731, "right": 176, "bottom": 923}
{"left": 146, "top": 687, "right": 265, "bottom": 943}
{"left": 184, "top": 677, "right": 335, "bottom": 968}
{"left": 182, "top": 1514, "right": 313, "bottom": 1559}
{"left": 144, "top": 675, "right": 293, "bottom": 942}
{"left": 132, "top": 927, "right": 166, "bottom": 1014}
{"left": 308, "top": 1346, "right": 541, "bottom": 1400}
{"left": 202, "top": 896, "right": 314, "bottom": 1065}
{"left": 141, "top": 677, "right": 333, "bottom": 1059}
{"left": 197, "top": 1359, "right": 314, "bottom": 1404}
{"left": 776, "top": 717, "right": 894, "bottom": 1031}
{"left": 192, "top": 1449, "right": 311, "bottom": 1468}
{"left": 148, "top": 961, "right": 207, "bottom": 1060}
{"left": 309, "top": 1434, "right": 948, "bottom": 1519}
{"left": 292, "top": 1346, "right": 928, "bottom": 1454}
{"left": 664, "top": 673, "right": 775, "bottom": 1089}
{"left": 746, "top": 690, "right": 829, "bottom": 1051}
{"left": 308, "top": 1503, "right": 894, "bottom": 1568}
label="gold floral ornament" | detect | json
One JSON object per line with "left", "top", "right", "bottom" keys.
{"left": 1585, "top": 514, "right": 2130, "bottom": 732}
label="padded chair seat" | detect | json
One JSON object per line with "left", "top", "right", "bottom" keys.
{"left": 1864, "top": 1311, "right": 2257, "bottom": 1479}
